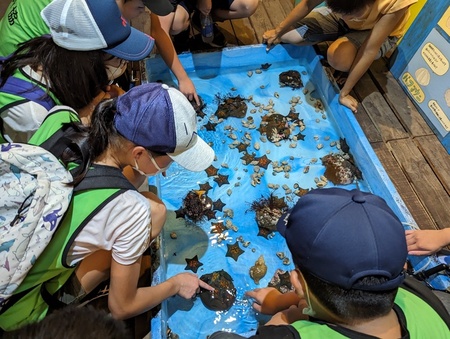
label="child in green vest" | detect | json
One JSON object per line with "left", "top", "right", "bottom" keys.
{"left": 0, "top": 82, "right": 215, "bottom": 331}
{"left": 210, "top": 188, "right": 450, "bottom": 338}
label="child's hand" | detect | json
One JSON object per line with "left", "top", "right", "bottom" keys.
{"left": 406, "top": 229, "right": 450, "bottom": 255}
{"left": 246, "top": 287, "right": 280, "bottom": 314}
{"left": 265, "top": 305, "right": 308, "bottom": 325}
{"left": 262, "top": 29, "right": 278, "bottom": 51}
{"left": 339, "top": 92, "right": 358, "bottom": 113}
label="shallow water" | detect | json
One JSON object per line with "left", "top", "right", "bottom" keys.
{"left": 147, "top": 46, "right": 369, "bottom": 338}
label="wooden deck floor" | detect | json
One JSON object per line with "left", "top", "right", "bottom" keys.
{"left": 181, "top": 0, "right": 450, "bottom": 234}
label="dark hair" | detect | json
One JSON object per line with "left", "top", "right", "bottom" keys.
{"left": 302, "top": 269, "right": 397, "bottom": 323}
{"left": 60, "top": 98, "right": 130, "bottom": 185}
{"left": 326, "top": 0, "right": 375, "bottom": 15}
{"left": 4, "top": 305, "right": 131, "bottom": 339}
{"left": 0, "top": 36, "right": 109, "bottom": 110}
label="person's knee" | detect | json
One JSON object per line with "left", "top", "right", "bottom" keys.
{"left": 327, "top": 39, "right": 356, "bottom": 72}
{"left": 230, "top": 0, "right": 259, "bottom": 17}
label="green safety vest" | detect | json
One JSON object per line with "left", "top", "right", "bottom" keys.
{"left": 291, "top": 288, "right": 450, "bottom": 338}
{"left": 0, "top": 69, "right": 61, "bottom": 143}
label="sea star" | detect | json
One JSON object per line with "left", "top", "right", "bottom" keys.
{"left": 213, "top": 198, "right": 226, "bottom": 211}
{"left": 295, "top": 132, "right": 306, "bottom": 141}
{"left": 287, "top": 111, "right": 299, "bottom": 121}
{"left": 240, "top": 153, "right": 256, "bottom": 165}
{"left": 174, "top": 207, "right": 185, "bottom": 219}
{"left": 211, "top": 221, "right": 227, "bottom": 234}
{"left": 185, "top": 255, "right": 203, "bottom": 273}
{"left": 226, "top": 241, "right": 245, "bottom": 261}
{"left": 214, "top": 174, "right": 229, "bottom": 187}
{"left": 236, "top": 142, "right": 249, "bottom": 153}
{"left": 257, "top": 226, "right": 271, "bottom": 239}
{"left": 199, "top": 182, "right": 213, "bottom": 192}
{"left": 204, "top": 209, "right": 217, "bottom": 220}
{"left": 205, "top": 165, "right": 219, "bottom": 177}
{"left": 255, "top": 155, "right": 271, "bottom": 169}
{"left": 204, "top": 121, "right": 217, "bottom": 131}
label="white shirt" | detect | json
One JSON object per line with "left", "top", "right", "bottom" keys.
{"left": 66, "top": 190, "right": 152, "bottom": 266}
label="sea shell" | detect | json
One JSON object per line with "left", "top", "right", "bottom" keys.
{"left": 249, "top": 255, "right": 267, "bottom": 284}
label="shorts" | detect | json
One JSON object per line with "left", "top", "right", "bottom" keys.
{"left": 169, "top": 0, "right": 234, "bottom": 15}
{"left": 294, "top": 7, "right": 399, "bottom": 59}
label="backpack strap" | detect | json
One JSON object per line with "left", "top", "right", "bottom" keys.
{"left": 402, "top": 275, "right": 450, "bottom": 329}
{"left": 74, "top": 165, "right": 136, "bottom": 192}
{"left": 0, "top": 76, "right": 56, "bottom": 111}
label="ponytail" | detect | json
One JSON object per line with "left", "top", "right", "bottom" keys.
{"left": 61, "top": 97, "right": 124, "bottom": 185}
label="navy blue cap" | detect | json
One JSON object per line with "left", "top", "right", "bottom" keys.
{"left": 277, "top": 188, "right": 407, "bottom": 291}
{"left": 114, "top": 83, "right": 214, "bottom": 172}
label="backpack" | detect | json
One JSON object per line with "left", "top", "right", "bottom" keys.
{"left": 0, "top": 142, "right": 72, "bottom": 307}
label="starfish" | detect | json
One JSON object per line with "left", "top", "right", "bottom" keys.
{"left": 185, "top": 255, "right": 203, "bottom": 273}
{"left": 174, "top": 207, "right": 185, "bottom": 219}
{"left": 255, "top": 155, "right": 271, "bottom": 169}
{"left": 236, "top": 142, "right": 249, "bottom": 153}
{"left": 205, "top": 165, "right": 219, "bottom": 177}
{"left": 226, "top": 241, "right": 245, "bottom": 261}
{"left": 214, "top": 174, "right": 229, "bottom": 187}
{"left": 295, "top": 132, "right": 306, "bottom": 141}
{"left": 211, "top": 221, "right": 227, "bottom": 234}
{"left": 240, "top": 152, "right": 255, "bottom": 165}
{"left": 204, "top": 209, "right": 217, "bottom": 220}
{"left": 257, "top": 226, "right": 271, "bottom": 239}
{"left": 199, "top": 182, "right": 213, "bottom": 192}
{"left": 196, "top": 110, "right": 207, "bottom": 119}
{"left": 213, "top": 198, "right": 226, "bottom": 211}
{"left": 204, "top": 121, "right": 217, "bottom": 131}
{"left": 287, "top": 111, "right": 299, "bottom": 121}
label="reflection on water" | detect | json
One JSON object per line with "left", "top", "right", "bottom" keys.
{"left": 149, "top": 50, "right": 368, "bottom": 338}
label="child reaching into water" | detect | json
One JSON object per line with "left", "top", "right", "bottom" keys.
{"left": 263, "top": 0, "right": 417, "bottom": 113}
{"left": 0, "top": 83, "right": 215, "bottom": 331}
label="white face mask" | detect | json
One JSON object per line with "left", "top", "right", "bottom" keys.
{"left": 132, "top": 153, "right": 172, "bottom": 177}
{"left": 105, "top": 62, "right": 127, "bottom": 82}
{"left": 302, "top": 283, "right": 316, "bottom": 317}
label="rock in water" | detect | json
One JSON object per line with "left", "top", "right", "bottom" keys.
{"left": 199, "top": 270, "right": 236, "bottom": 311}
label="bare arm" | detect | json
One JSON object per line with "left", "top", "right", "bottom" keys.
{"left": 339, "top": 8, "right": 408, "bottom": 111}
{"left": 246, "top": 287, "right": 301, "bottom": 315}
{"left": 108, "top": 257, "right": 214, "bottom": 319}
{"left": 151, "top": 13, "right": 200, "bottom": 105}
{"left": 406, "top": 229, "right": 450, "bottom": 256}
{"left": 140, "top": 190, "right": 167, "bottom": 240}
{"left": 263, "top": 0, "right": 323, "bottom": 47}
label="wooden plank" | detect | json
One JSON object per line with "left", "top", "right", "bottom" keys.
{"left": 369, "top": 60, "right": 433, "bottom": 137}
{"left": 228, "top": 18, "right": 258, "bottom": 46}
{"left": 388, "top": 139, "right": 450, "bottom": 229}
{"left": 263, "top": 0, "right": 292, "bottom": 27}
{"left": 353, "top": 99, "right": 384, "bottom": 143}
{"left": 353, "top": 72, "right": 409, "bottom": 141}
{"left": 371, "top": 142, "right": 437, "bottom": 230}
{"left": 247, "top": 1, "right": 275, "bottom": 43}
{"left": 415, "top": 135, "right": 450, "bottom": 196}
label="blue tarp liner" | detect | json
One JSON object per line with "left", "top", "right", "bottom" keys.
{"left": 144, "top": 44, "right": 446, "bottom": 338}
